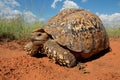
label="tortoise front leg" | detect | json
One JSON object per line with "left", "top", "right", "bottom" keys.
{"left": 24, "top": 42, "right": 40, "bottom": 56}
{"left": 43, "top": 40, "right": 77, "bottom": 67}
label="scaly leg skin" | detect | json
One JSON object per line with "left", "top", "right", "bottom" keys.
{"left": 24, "top": 42, "right": 40, "bottom": 56}
{"left": 77, "top": 63, "right": 90, "bottom": 74}
{"left": 43, "top": 40, "right": 77, "bottom": 67}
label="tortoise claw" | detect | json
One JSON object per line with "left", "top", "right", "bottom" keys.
{"left": 24, "top": 42, "right": 40, "bottom": 56}
{"left": 77, "top": 63, "right": 90, "bottom": 74}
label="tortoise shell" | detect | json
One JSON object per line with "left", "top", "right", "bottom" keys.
{"left": 35, "top": 8, "right": 109, "bottom": 54}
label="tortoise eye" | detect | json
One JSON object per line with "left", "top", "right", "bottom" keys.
{"left": 37, "top": 33, "right": 42, "bottom": 36}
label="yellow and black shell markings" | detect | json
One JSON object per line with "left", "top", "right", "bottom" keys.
{"left": 24, "top": 8, "right": 110, "bottom": 67}
{"left": 43, "top": 8, "right": 109, "bottom": 58}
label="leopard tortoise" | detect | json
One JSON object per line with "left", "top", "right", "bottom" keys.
{"left": 24, "top": 8, "right": 110, "bottom": 67}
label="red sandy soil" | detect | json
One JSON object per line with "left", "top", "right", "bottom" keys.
{"left": 0, "top": 39, "right": 120, "bottom": 80}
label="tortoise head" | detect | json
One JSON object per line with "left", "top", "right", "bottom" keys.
{"left": 30, "top": 28, "right": 49, "bottom": 46}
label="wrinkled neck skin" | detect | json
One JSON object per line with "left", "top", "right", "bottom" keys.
{"left": 38, "top": 39, "right": 49, "bottom": 54}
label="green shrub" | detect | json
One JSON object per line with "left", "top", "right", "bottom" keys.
{"left": 106, "top": 28, "right": 120, "bottom": 38}
{"left": 0, "top": 16, "right": 42, "bottom": 40}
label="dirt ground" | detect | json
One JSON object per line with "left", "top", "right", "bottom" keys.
{"left": 0, "top": 39, "right": 120, "bottom": 80}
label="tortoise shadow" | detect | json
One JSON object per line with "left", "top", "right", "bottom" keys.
{"left": 78, "top": 47, "right": 111, "bottom": 63}
{"left": 33, "top": 53, "right": 47, "bottom": 58}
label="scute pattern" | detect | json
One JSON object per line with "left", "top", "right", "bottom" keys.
{"left": 43, "top": 8, "right": 109, "bottom": 54}
{"left": 24, "top": 8, "right": 110, "bottom": 67}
